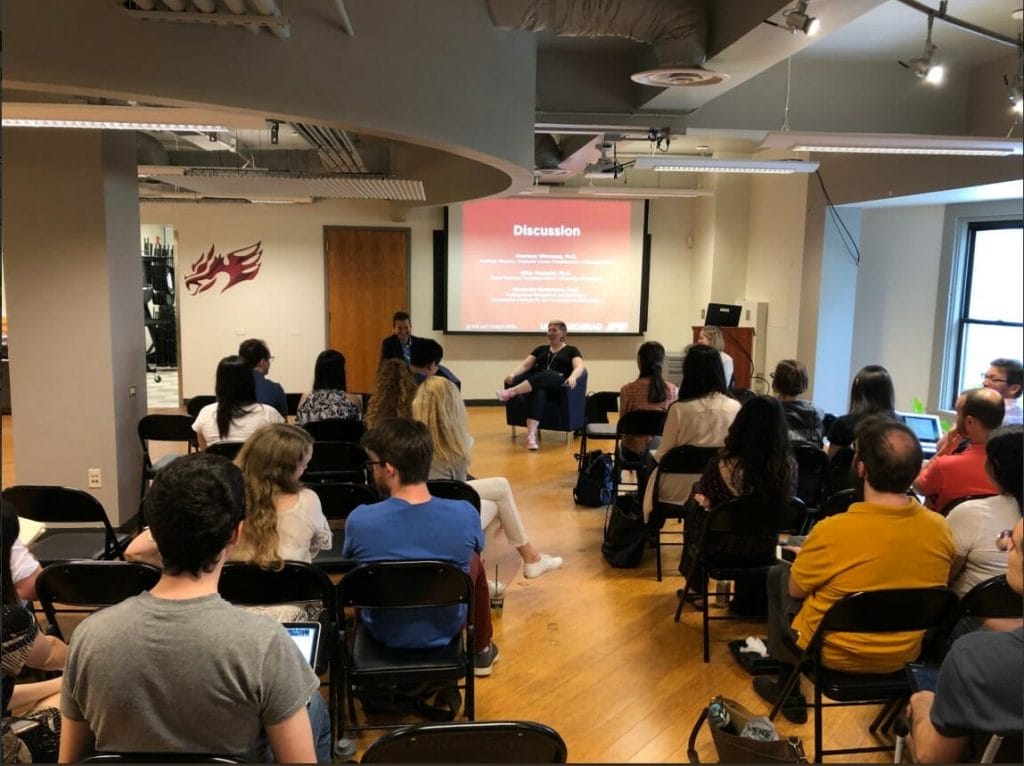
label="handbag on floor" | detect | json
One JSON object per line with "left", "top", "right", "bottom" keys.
{"left": 601, "top": 493, "right": 647, "bottom": 568}
{"left": 687, "top": 696, "right": 806, "bottom": 763}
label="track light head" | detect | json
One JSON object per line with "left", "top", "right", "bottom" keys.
{"left": 900, "top": 14, "right": 944, "bottom": 86}
{"left": 784, "top": 1, "right": 819, "bottom": 35}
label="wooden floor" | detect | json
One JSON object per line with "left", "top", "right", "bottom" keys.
{"left": 1, "top": 410, "right": 893, "bottom": 763}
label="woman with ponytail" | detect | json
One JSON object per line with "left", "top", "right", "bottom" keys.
{"left": 618, "top": 341, "right": 678, "bottom": 462}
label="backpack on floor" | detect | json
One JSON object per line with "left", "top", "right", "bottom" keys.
{"left": 574, "top": 450, "right": 614, "bottom": 507}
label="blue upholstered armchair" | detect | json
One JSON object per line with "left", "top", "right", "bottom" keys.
{"left": 505, "top": 370, "right": 588, "bottom": 443}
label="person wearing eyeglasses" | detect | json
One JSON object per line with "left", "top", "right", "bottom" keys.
{"left": 982, "top": 358, "right": 1023, "bottom": 426}
{"left": 905, "top": 518, "right": 1023, "bottom": 763}
{"left": 239, "top": 338, "right": 288, "bottom": 419}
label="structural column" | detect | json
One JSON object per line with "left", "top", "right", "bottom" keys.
{"left": 3, "top": 128, "right": 147, "bottom": 525}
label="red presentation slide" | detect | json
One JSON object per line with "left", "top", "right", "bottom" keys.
{"left": 458, "top": 198, "right": 639, "bottom": 332}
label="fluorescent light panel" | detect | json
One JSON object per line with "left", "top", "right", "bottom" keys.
{"left": 761, "top": 131, "right": 1023, "bottom": 157}
{"left": 578, "top": 186, "right": 706, "bottom": 198}
{"left": 633, "top": 157, "right": 819, "bottom": 174}
{"left": 2, "top": 103, "right": 267, "bottom": 132}
{"left": 792, "top": 145, "right": 1010, "bottom": 156}
{"left": 4, "top": 118, "right": 231, "bottom": 132}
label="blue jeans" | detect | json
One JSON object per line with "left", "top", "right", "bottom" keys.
{"left": 308, "top": 692, "right": 332, "bottom": 764}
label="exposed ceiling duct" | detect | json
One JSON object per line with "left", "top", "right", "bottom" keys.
{"left": 486, "top": 0, "right": 719, "bottom": 86}
{"left": 289, "top": 123, "right": 368, "bottom": 173}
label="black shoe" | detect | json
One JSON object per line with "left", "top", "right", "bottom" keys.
{"left": 753, "top": 675, "right": 808, "bottom": 724}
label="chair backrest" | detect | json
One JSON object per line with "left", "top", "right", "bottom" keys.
{"left": 656, "top": 444, "right": 719, "bottom": 474}
{"left": 584, "top": 391, "right": 619, "bottom": 426}
{"left": 426, "top": 480, "right": 482, "bottom": 512}
{"left": 939, "top": 493, "right": 997, "bottom": 517}
{"left": 205, "top": 441, "right": 243, "bottom": 460}
{"left": 301, "top": 417, "right": 366, "bottom": 443}
{"left": 707, "top": 495, "right": 806, "bottom": 535}
{"left": 959, "top": 575, "right": 1024, "bottom": 619}
{"left": 307, "top": 481, "right": 377, "bottom": 524}
{"left": 285, "top": 392, "right": 302, "bottom": 417}
{"left": 2, "top": 485, "right": 115, "bottom": 527}
{"left": 302, "top": 440, "right": 370, "bottom": 483}
{"left": 814, "top": 587, "right": 959, "bottom": 638}
{"left": 82, "top": 755, "right": 243, "bottom": 763}
{"left": 819, "top": 488, "right": 858, "bottom": 520}
{"left": 219, "top": 561, "right": 336, "bottom": 617}
{"left": 186, "top": 395, "right": 216, "bottom": 419}
{"left": 36, "top": 560, "right": 162, "bottom": 641}
{"left": 822, "top": 446, "right": 855, "bottom": 497}
{"left": 337, "top": 561, "right": 472, "bottom": 611}
{"left": 361, "top": 720, "right": 568, "bottom": 763}
{"left": 138, "top": 413, "right": 195, "bottom": 445}
{"left": 615, "top": 409, "right": 667, "bottom": 439}
{"left": 792, "top": 442, "right": 829, "bottom": 509}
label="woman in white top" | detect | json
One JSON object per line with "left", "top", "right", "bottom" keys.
{"left": 192, "top": 355, "right": 283, "bottom": 449}
{"left": 947, "top": 425, "right": 1023, "bottom": 605}
{"left": 233, "top": 424, "right": 332, "bottom": 566}
{"left": 412, "top": 376, "right": 562, "bottom": 580}
{"left": 697, "top": 325, "right": 734, "bottom": 388}
{"left": 643, "top": 344, "right": 741, "bottom": 519}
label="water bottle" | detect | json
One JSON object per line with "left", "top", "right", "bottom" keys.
{"left": 708, "top": 700, "right": 736, "bottom": 734}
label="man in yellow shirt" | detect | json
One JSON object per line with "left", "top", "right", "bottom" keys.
{"left": 754, "top": 416, "right": 954, "bottom": 723}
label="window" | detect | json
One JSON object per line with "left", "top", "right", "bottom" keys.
{"left": 952, "top": 221, "right": 1023, "bottom": 403}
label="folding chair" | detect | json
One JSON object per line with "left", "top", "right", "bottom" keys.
{"left": 2, "top": 485, "right": 131, "bottom": 567}
{"left": 674, "top": 496, "right": 805, "bottom": 661}
{"left": 35, "top": 560, "right": 162, "bottom": 640}
{"left": 307, "top": 481, "right": 377, "bottom": 573}
{"left": 613, "top": 409, "right": 667, "bottom": 494}
{"left": 302, "top": 441, "right": 370, "bottom": 485}
{"left": 426, "top": 480, "right": 482, "bottom": 512}
{"left": 576, "top": 391, "right": 619, "bottom": 470}
{"left": 767, "top": 587, "right": 959, "bottom": 762}
{"left": 285, "top": 392, "right": 302, "bottom": 419}
{"left": 959, "top": 574, "right": 1023, "bottom": 620}
{"left": 336, "top": 561, "right": 475, "bottom": 736}
{"left": 186, "top": 395, "right": 216, "bottom": 419}
{"left": 361, "top": 720, "right": 568, "bottom": 763}
{"left": 138, "top": 413, "right": 196, "bottom": 504}
{"left": 792, "top": 442, "right": 828, "bottom": 516}
{"left": 302, "top": 418, "right": 366, "bottom": 444}
{"left": 801, "top": 488, "right": 857, "bottom": 534}
{"left": 205, "top": 441, "right": 244, "bottom": 460}
{"left": 649, "top": 444, "right": 718, "bottom": 581}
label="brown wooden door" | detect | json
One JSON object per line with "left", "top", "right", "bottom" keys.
{"left": 325, "top": 227, "right": 410, "bottom": 394}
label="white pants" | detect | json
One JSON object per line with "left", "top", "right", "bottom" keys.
{"left": 467, "top": 476, "right": 529, "bottom": 548}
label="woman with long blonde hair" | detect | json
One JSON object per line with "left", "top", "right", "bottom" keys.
{"left": 413, "top": 376, "right": 562, "bottom": 579}
{"left": 365, "top": 359, "right": 417, "bottom": 429}
{"left": 233, "top": 424, "right": 331, "bottom": 569}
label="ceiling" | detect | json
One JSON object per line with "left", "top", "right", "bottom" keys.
{"left": 3, "top": 0, "right": 1021, "bottom": 206}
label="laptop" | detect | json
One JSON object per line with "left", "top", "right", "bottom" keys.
{"left": 896, "top": 412, "right": 942, "bottom": 458}
{"left": 704, "top": 303, "right": 742, "bottom": 327}
{"left": 283, "top": 621, "right": 323, "bottom": 670}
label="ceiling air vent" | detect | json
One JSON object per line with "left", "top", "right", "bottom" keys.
{"left": 630, "top": 67, "right": 727, "bottom": 87}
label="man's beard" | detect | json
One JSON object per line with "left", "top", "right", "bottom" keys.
{"left": 374, "top": 474, "right": 392, "bottom": 498}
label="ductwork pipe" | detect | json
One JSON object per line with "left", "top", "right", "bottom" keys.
{"left": 248, "top": 0, "right": 291, "bottom": 39}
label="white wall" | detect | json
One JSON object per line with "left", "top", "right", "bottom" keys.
{"left": 850, "top": 205, "right": 946, "bottom": 411}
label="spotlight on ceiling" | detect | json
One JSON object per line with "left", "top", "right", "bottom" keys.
{"left": 900, "top": 13, "right": 944, "bottom": 85}
{"left": 784, "top": 1, "right": 819, "bottom": 35}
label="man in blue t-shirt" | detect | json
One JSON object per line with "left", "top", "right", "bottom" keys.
{"left": 342, "top": 417, "right": 499, "bottom": 676}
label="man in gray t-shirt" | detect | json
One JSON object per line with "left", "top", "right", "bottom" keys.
{"left": 59, "top": 454, "right": 320, "bottom": 763}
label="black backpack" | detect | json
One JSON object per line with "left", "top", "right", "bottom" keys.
{"left": 574, "top": 450, "right": 614, "bottom": 507}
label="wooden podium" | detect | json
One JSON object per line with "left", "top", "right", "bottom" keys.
{"left": 691, "top": 326, "right": 755, "bottom": 389}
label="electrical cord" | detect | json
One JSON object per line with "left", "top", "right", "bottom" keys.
{"left": 814, "top": 169, "right": 861, "bottom": 266}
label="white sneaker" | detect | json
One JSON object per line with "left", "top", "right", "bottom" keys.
{"left": 526, "top": 433, "right": 539, "bottom": 450}
{"left": 523, "top": 553, "right": 563, "bottom": 579}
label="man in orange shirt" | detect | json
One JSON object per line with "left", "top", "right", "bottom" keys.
{"left": 754, "top": 417, "right": 954, "bottom": 723}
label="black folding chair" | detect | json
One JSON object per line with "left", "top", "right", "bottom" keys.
{"left": 82, "top": 755, "right": 243, "bottom": 763}
{"left": 768, "top": 587, "right": 959, "bottom": 762}
{"left": 576, "top": 391, "right": 619, "bottom": 470}
{"left": 35, "top": 560, "right": 162, "bottom": 641}
{"left": 336, "top": 561, "right": 475, "bottom": 735}
{"left": 674, "top": 496, "right": 805, "bottom": 662}
{"left": 792, "top": 442, "right": 828, "bottom": 515}
{"left": 361, "top": 720, "right": 568, "bottom": 763}
{"left": 426, "top": 480, "right": 482, "bottom": 512}
{"left": 186, "top": 395, "right": 216, "bottom": 419}
{"left": 2, "top": 485, "right": 131, "bottom": 567}
{"left": 205, "top": 441, "right": 244, "bottom": 460}
{"left": 302, "top": 418, "right": 366, "bottom": 444}
{"left": 801, "top": 488, "right": 858, "bottom": 534}
{"left": 285, "top": 392, "right": 302, "bottom": 418}
{"left": 138, "top": 413, "right": 196, "bottom": 504}
{"left": 613, "top": 409, "right": 667, "bottom": 494}
{"left": 959, "top": 574, "right": 1023, "bottom": 620}
{"left": 302, "top": 441, "right": 370, "bottom": 485}
{"left": 649, "top": 444, "right": 718, "bottom": 582}
{"left": 307, "top": 482, "right": 377, "bottom": 573}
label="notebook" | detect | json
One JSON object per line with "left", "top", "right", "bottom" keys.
{"left": 283, "top": 621, "right": 322, "bottom": 669}
{"left": 896, "top": 412, "right": 942, "bottom": 457}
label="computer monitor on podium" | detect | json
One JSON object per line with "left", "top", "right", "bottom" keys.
{"left": 705, "top": 303, "right": 741, "bottom": 328}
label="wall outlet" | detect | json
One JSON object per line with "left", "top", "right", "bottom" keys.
{"left": 88, "top": 468, "right": 102, "bottom": 488}
{"left": 128, "top": 385, "right": 137, "bottom": 398}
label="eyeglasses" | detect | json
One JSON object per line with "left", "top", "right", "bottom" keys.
{"left": 996, "top": 529, "right": 1016, "bottom": 553}
{"left": 365, "top": 460, "right": 384, "bottom": 469}
{"left": 982, "top": 373, "right": 1007, "bottom": 384}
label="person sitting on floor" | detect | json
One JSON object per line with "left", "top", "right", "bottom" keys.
{"left": 905, "top": 518, "right": 1024, "bottom": 763}
{"left": 412, "top": 376, "right": 562, "bottom": 580}
{"left": 295, "top": 349, "right": 361, "bottom": 426}
{"left": 342, "top": 417, "right": 500, "bottom": 677}
{"left": 753, "top": 417, "right": 954, "bottom": 724}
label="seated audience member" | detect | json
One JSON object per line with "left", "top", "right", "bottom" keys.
{"left": 680, "top": 396, "right": 796, "bottom": 616}
{"left": 695, "top": 326, "right": 734, "bottom": 387}
{"left": 412, "top": 377, "right": 562, "bottom": 579}
{"left": 409, "top": 338, "right": 462, "bottom": 390}
{"left": 914, "top": 388, "right": 1002, "bottom": 514}
{"left": 127, "top": 425, "right": 332, "bottom": 570}
{"left": 363, "top": 359, "right": 418, "bottom": 429}
{"left": 618, "top": 341, "right": 678, "bottom": 462}
{"left": 192, "top": 355, "right": 284, "bottom": 449}
{"left": 825, "top": 364, "right": 897, "bottom": 457}
{"left": 3, "top": 508, "right": 66, "bottom": 764}
{"left": 947, "top": 425, "right": 1023, "bottom": 599}
{"left": 983, "top": 357, "right": 1023, "bottom": 425}
{"left": 380, "top": 311, "right": 462, "bottom": 388}
{"left": 239, "top": 338, "right": 288, "bottom": 418}
{"left": 343, "top": 418, "right": 500, "bottom": 676}
{"left": 906, "top": 519, "right": 1023, "bottom": 763}
{"left": 60, "top": 453, "right": 325, "bottom": 763}
{"left": 496, "top": 320, "right": 585, "bottom": 451}
{"left": 754, "top": 417, "right": 954, "bottom": 723}
{"left": 1, "top": 503, "right": 42, "bottom": 603}
{"left": 643, "top": 345, "right": 740, "bottom": 520}
{"left": 771, "top": 359, "right": 826, "bottom": 447}
{"left": 296, "top": 349, "right": 361, "bottom": 426}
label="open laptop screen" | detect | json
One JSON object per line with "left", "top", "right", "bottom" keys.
{"left": 283, "top": 622, "right": 322, "bottom": 669}
{"left": 897, "top": 412, "right": 942, "bottom": 444}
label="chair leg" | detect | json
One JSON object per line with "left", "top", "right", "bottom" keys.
{"left": 813, "top": 681, "right": 824, "bottom": 763}
{"left": 673, "top": 582, "right": 688, "bottom": 622}
{"left": 702, "top": 575, "right": 711, "bottom": 663}
{"left": 655, "top": 533, "right": 663, "bottom": 582}
{"left": 879, "top": 697, "right": 906, "bottom": 735}
{"left": 768, "top": 669, "right": 803, "bottom": 721}
{"left": 510, "top": 425, "right": 517, "bottom": 441}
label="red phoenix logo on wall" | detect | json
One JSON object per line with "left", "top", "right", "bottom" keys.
{"left": 183, "top": 241, "right": 263, "bottom": 295}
